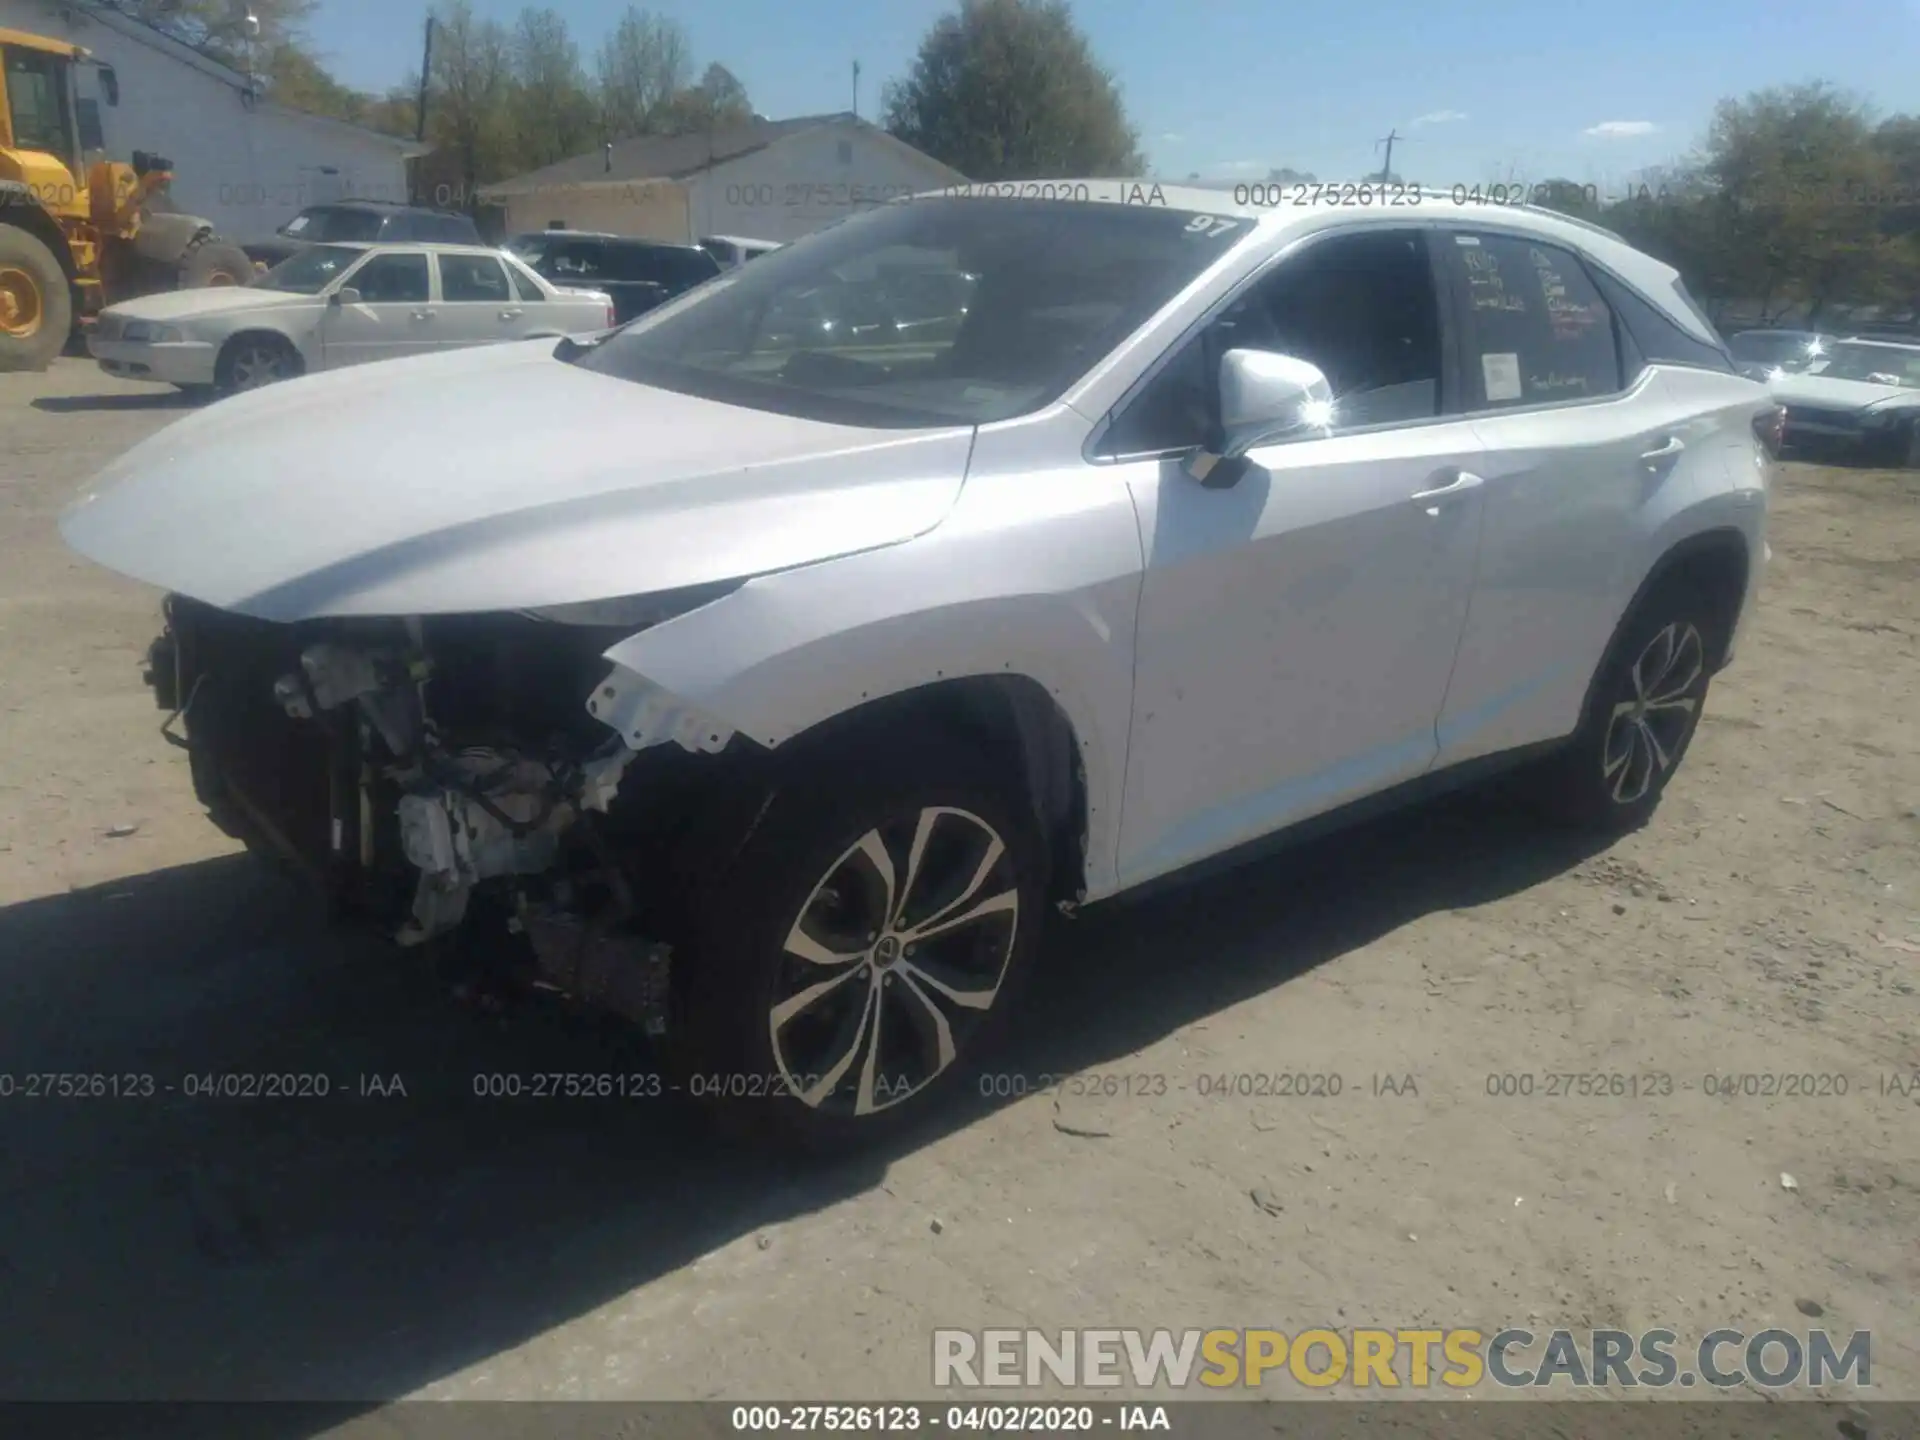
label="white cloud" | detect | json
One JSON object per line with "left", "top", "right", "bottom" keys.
{"left": 1410, "top": 110, "right": 1467, "bottom": 128}
{"left": 1584, "top": 120, "right": 1659, "bottom": 138}
{"left": 1158, "top": 131, "right": 1184, "bottom": 144}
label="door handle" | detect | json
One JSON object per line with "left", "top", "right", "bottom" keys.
{"left": 1409, "top": 470, "right": 1484, "bottom": 512}
{"left": 410, "top": 310, "right": 433, "bottom": 322}
{"left": 498, "top": 309, "right": 523, "bottom": 320}
{"left": 1640, "top": 436, "right": 1685, "bottom": 466}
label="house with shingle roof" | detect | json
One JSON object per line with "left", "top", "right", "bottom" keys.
{"left": 479, "top": 112, "right": 966, "bottom": 246}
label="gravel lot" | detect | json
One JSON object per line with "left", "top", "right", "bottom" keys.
{"left": 1, "top": 360, "right": 1915, "bottom": 1416}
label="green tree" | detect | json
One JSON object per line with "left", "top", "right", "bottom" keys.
{"left": 261, "top": 41, "right": 372, "bottom": 123}
{"left": 1700, "top": 83, "right": 1895, "bottom": 323}
{"left": 105, "top": 0, "right": 315, "bottom": 65}
{"left": 882, "top": 0, "right": 1142, "bottom": 180}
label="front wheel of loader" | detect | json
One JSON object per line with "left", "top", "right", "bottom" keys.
{"left": 0, "top": 226, "right": 72, "bottom": 373}
{"left": 179, "top": 237, "right": 254, "bottom": 289}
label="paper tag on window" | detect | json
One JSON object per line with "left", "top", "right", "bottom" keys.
{"left": 1482, "top": 352, "right": 1522, "bottom": 402}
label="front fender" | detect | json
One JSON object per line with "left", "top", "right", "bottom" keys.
{"left": 598, "top": 449, "right": 1146, "bottom": 899}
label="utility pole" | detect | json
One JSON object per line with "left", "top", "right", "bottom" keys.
{"left": 414, "top": 14, "right": 435, "bottom": 143}
{"left": 852, "top": 60, "right": 861, "bottom": 120}
{"left": 1375, "top": 128, "right": 1403, "bottom": 182}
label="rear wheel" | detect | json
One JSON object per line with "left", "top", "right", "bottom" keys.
{"left": 216, "top": 333, "right": 301, "bottom": 395}
{"left": 1534, "top": 580, "right": 1721, "bottom": 832}
{"left": 672, "top": 738, "right": 1046, "bottom": 1152}
{"left": 0, "top": 226, "right": 72, "bottom": 374}
{"left": 179, "top": 237, "right": 254, "bottom": 289}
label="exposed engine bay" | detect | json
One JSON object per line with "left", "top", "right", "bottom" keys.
{"left": 147, "top": 595, "right": 748, "bottom": 1031}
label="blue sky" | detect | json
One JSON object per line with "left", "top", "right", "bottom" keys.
{"left": 304, "top": 0, "right": 1920, "bottom": 190}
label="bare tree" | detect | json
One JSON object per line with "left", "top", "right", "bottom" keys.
{"left": 595, "top": 7, "right": 693, "bottom": 140}
{"left": 512, "top": 8, "right": 597, "bottom": 167}
{"left": 428, "top": 0, "right": 516, "bottom": 193}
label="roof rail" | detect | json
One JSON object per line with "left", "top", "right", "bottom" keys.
{"left": 1507, "top": 202, "right": 1630, "bottom": 247}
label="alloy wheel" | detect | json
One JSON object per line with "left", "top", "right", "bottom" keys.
{"left": 1601, "top": 621, "right": 1706, "bottom": 805}
{"left": 229, "top": 345, "right": 287, "bottom": 390}
{"left": 768, "top": 805, "right": 1020, "bottom": 1117}
{"left": 0, "top": 266, "right": 43, "bottom": 339}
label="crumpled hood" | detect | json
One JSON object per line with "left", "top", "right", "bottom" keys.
{"left": 60, "top": 340, "right": 975, "bottom": 620}
{"left": 1771, "top": 372, "right": 1920, "bottom": 411}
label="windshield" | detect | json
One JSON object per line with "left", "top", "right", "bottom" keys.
{"left": 281, "top": 207, "right": 384, "bottom": 243}
{"left": 1801, "top": 342, "right": 1920, "bottom": 387}
{"left": 576, "top": 197, "right": 1251, "bottom": 427}
{"left": 1730, "top": 332, "right": 1816, "bottom": 364}
{"left": 255, "top": 245, "right": 364, "bottom": 294}
{"left": 504, "top": 233, "right": 556, "bottom": 263}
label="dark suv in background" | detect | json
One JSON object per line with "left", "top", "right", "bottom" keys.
{"left": 243, "top": 201, "right": 483, "bottom": 268}
{"left": 504, "top": 232, "right": 722, "bottom": 323}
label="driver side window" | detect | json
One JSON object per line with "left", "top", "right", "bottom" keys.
{"left": 1101, "top": 229, "right": 1442, "bottom": 457}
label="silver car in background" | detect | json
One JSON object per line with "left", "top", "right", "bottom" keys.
{"left": 88, "top": 242, "right": 616, "bottom": 397}
{"left": 1768, "top": 337, "right": 1920, "bottom": 466}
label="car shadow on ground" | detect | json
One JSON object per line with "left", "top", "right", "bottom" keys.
{"left": 0, "top": 785, "right": 1613, "bottom": 1424}
{"left": 30, "top": 390, "right": 202, "bottom": 414}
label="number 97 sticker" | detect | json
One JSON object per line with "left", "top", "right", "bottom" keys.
{"left": 1186, "top": 215, "right": 1240, "bottom": 238}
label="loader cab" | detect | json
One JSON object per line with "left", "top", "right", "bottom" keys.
{"left": 0, "top": 31, "right": 116, "bottom": 202}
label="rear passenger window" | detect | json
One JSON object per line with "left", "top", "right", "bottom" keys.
{"left": 440, "top": 255, "right": 512, "bottom": 302}
{"left": 1446, "top": 233, "right": 1620, "bottom": 408}
{"left": 1587, "top": 268, "right": 1734, "bottom": 376}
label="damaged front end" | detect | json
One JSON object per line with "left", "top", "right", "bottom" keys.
{"left": 149, "top": 595, "right": 741, "bottom": 1030}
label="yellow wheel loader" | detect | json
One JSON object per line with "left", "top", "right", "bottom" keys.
{"left": 1, "top": 27, "right": 255, "bottom": 371}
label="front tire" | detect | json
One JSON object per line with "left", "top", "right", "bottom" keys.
{"left": 0, "top": 225, "right": 72, "bottom": 374}
{"left": 1536, "top": 582, "right": 1719, "bottom": 832}
{"left": 673, "top": 739, "right": 1046, "bottom": 1152}
{"left": 216, "top": 333, "right": 301, "bottom": 395}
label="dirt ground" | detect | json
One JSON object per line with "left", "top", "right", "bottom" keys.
{"left": 0, "top": 360, "right": 1915, "bottom": 1416}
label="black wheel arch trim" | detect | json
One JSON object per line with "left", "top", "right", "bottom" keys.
{"left": 0, "top": 193, "right": 79, "bottom": 280}
{"left": 1573, "top": 527, "right": 1751, "bottom": 734}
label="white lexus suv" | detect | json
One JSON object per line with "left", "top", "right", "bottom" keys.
{"left": 60, "top": 183, "right": 1774, "bottom": 1150}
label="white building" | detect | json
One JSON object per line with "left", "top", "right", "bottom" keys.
{"left": 0, "top": 0, "right": 420, "bottom": 243}
{"left": 481, "top": 112, "right": 966, "bottom": 245}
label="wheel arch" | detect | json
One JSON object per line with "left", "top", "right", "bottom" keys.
{"left": 0, "top": 196, "right": 78, "bottom": 282}
{"left": 216, "top": 326, "right": 304, "bottom": 373}
{"left": 773, "top": 674, "right": 1092, "bottom": 907}
{"left": 1576, "top": 526, "right": 1751, "bottom": 729}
